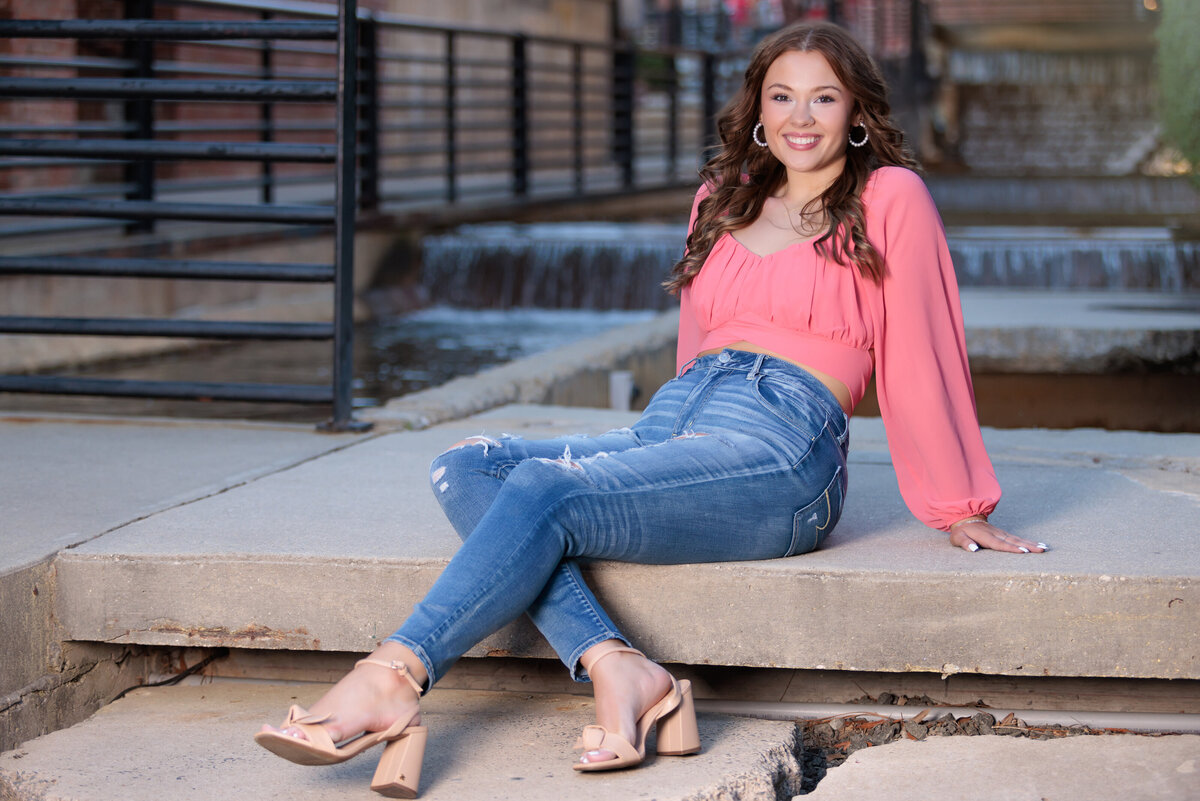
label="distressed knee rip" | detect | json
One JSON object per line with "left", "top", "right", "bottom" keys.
{"left": 441, "top": 435, "right": 501, "bottom": 455}
{"left": 673, "top": 431, "right": 710, "bottom": 439}
{"left": 431, "top": 435, "right": 503, "bottom": 493}
{"left": 534, "top": 444, "right": 585, "bottom": 471}
{"left": 531, "top": 444, "right": 614, "bottom": 472}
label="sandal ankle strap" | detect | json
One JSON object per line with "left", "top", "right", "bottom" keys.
{"left": 355, "top": 657, "right": 425, "bottom": 694}
{"left": 580, "top": 641, "right": 645, "bottom": 676}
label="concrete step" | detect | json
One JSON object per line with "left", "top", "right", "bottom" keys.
{"left": 0, "top": 683, "right": 799, "bottom": 801}
{"left": 2, "top": 681, "right": 1196, "bottom": 801}
{"left": 802, "top": 732, "right": 1200, "bottom": 801}
{"left": 34, "top": 403, "right": 1200, "bottom": 681}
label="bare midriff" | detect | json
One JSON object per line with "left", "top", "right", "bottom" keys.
{"left": 697, "top": 341, "right": 853, "bottom": 415}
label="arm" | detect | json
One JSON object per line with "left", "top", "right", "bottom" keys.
{"left": 870, "top": 171, "right": 1046, "bottom": 553}
{"left": 676, "top": 184, "right": 712, "bottom": 371}
{"left": 677, "top": 286, "right": 705, "bottom": 372}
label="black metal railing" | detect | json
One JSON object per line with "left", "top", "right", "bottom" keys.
{"left": 0, "top": 0, "right": 751, "bottom": 425}
{"left": 0, "top": 0, "right": 367, "bottom": 431}
{"left": 1, "top": 0, "right": 744, "bottom": 240}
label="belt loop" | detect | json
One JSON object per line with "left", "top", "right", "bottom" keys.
{"left": 676, "top": 355, "right": 699, "bottom": 378}
{"left": 746, "top": 352, "right": 767, "bottom": 380}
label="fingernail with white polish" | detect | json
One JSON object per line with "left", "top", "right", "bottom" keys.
{"left": 1019, "top": 546, "right": 1030, "bottom": 553}
{"left": 1037, "top": 543, "right": 1049, "bottom": 550}
{"left": 967, "top": 543, "right": 979, "bottom": 552}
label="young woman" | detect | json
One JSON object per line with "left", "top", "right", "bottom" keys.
{"left": 255, "top": 21, "right": 1048, "bottom": 798}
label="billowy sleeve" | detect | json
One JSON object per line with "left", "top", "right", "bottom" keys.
{"left": 676, "top": 184, "right": 711, "bottom": 372}
{"left": 870, "top": 169, "right": 1000, "bottom": 530}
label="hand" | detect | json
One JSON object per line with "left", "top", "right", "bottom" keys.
{"left": 948, "top": 518, "right": 1048, "bottom": 554}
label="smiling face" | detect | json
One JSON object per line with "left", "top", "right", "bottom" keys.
{"left": 758, "top": 49, "right": 856, "bottom": 190}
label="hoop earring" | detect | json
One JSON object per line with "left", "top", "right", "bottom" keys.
{"left": 848, "top": 124, "right": 869, "bottom": 147}
{"left": 752, "top": 121, "right": 768, "bottom": 148}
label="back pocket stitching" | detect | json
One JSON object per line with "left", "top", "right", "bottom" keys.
{"left": 789, "top": 464, "right": 843, "bottom": 556}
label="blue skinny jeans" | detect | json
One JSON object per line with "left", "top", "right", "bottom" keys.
{"left": 385, "top": 350, "right": 849, "bottom": 688}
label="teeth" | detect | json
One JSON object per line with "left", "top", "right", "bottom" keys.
{"left": 785, "top": 135, "right": 818, "bottom": 145}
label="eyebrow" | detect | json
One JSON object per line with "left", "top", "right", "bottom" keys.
{"left": 766, "top": 83, "right": 844, "bottom": 93}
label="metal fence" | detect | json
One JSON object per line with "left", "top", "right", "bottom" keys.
{"left": 0, "top": 0, "right": 369, "bottom": 430}
{"left": 0, "top": 0, "right": 750, "bottom": 426}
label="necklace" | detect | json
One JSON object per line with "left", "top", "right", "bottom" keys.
{"left": 771, "top": 196, "right": 826, "bottom": 239}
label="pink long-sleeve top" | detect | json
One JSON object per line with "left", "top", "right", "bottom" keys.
{"left": 677, "top": 166, "right": 1000, "bottom": 530}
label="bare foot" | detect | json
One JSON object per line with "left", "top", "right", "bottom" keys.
{"left": 259, "top": 643, "right": 424, "bottom": 744}
{"left": 578, "top": 645, "right": 673, "bottom": 765}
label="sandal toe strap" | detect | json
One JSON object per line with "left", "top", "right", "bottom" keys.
{"left": 576, "top": 725, "right": 638, "bottom": 762}
{"left": 285, "top": 705, "right": 332, "bottom": 727}
{"left": 276, "top": 706, "right": 337, "bottom": 751}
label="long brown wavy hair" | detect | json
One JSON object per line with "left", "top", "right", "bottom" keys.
{"left": 665, "top": 22, "right": 918, "bottom": 293}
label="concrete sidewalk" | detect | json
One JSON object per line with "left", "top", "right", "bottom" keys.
{"left": 2, "top": 404, "right": 1199, "bottom": 799}
{"left": 1, "top": 681, "right": 1197, "bottom": 801}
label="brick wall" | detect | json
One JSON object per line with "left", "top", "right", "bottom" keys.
{"left": 927, "top": 0, "right": 1152, "bottom": 26}
{"left": 0, "top": 0, "right": 79, "bottom": 192}
{"left": 0, "top": 0, "right": 614, "bottom": 198}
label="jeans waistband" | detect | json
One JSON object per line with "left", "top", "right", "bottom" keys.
{"left": 684, "top": 349, "right": 848, "bottom": 437}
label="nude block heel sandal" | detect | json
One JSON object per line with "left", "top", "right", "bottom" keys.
{"left": 573, "top": 643, "right": 701, "bottom": 772}
{"left": 254, "top": 657, "right": 427, "bottom": 798}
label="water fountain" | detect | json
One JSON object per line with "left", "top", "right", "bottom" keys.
{"left": 418, "top": 219, "right": 1200, "bottom": 306}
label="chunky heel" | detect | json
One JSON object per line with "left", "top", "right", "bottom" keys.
{"left": 655, "top": 680, "right": 701, "bottom": 756}
{"left": 371, "top": 725, "right": 428, "bottom": 799}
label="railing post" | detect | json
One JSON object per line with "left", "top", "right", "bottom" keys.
{"left": 123, "top": 0, "right": 155, "bottom": 234}
{"left": 259, "top": 10, "right": 275, "bottom": 205}
{"left": 445, "top": 30, "right": 457, "bottom": 203}
{"left": 612, "top": 42, "right": 635, "bottom": 188}
{"left": 320, "top": 0, "right": 371, "bottom": 433}
{"left": 358, "top": 15, "right": 380, "bottom": 212}
{"left": 511, "top": 35, "right": 529, "bottom": 197}
{"left": 702, "top": 52, "right": 719, "bottom": 161}
{"left": 573, "top": 43, "right": 584, "bottom": 194}
{"left": 666, "top": 53, "right": 679, "bottom": 179}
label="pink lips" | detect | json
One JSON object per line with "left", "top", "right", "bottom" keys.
{"left": 782, "top": 133, "right": 820, "bottom": 151}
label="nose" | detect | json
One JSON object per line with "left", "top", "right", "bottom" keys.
{"left": 790, "top": 103, "right": 814, "bottom": 126}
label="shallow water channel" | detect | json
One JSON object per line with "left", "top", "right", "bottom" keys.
{"left": 0, "top": 307, "right": 659, "bottom": 424}
{"left": 3, "top": 221, "right": 1197, "bottom": 431}
{"left": 5, "top": 305, "right": 1197, "bottom": 433}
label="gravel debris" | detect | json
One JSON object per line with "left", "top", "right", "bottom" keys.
{"left": 793, "top": 698, "right": 1157, "bottom": 795}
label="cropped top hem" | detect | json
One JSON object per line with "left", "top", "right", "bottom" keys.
{"left": 694, "top": 325, "right": 872, "bottom": 408}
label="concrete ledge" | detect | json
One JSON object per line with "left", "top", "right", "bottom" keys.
{"left": 362, "top": 310, "right": 679, "bottom": 430}
{"left": 959, "top": 290, "right": 1200, "bottom": 373}
{"left": 49, "top": 405, "right": 1200, "bottom": 680}
{"left": 803, "top": 732, "right": 1200, "bottom": 801}
{"left": 0, "top": 683, "right": 803, "bottom": 801}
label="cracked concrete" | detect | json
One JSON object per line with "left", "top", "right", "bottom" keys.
{"left": 0, "top": 683, "right": 803, "bottom": 801}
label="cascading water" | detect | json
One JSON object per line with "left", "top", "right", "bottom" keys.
{"left": 420, "top": 221, "right": 1200, "bottom": 308}
{"left": 948, "top": 227, "right": 1198, "bottom": 292}
{"left": 420, "top": 223, "right": 686, "bottom": 310}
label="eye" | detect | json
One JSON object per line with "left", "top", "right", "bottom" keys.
{"left": 814, "top": 94, "right": 837, "bottom": 104}
{"left": 770, "top": 92, "right": 790, "bottom": 103}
